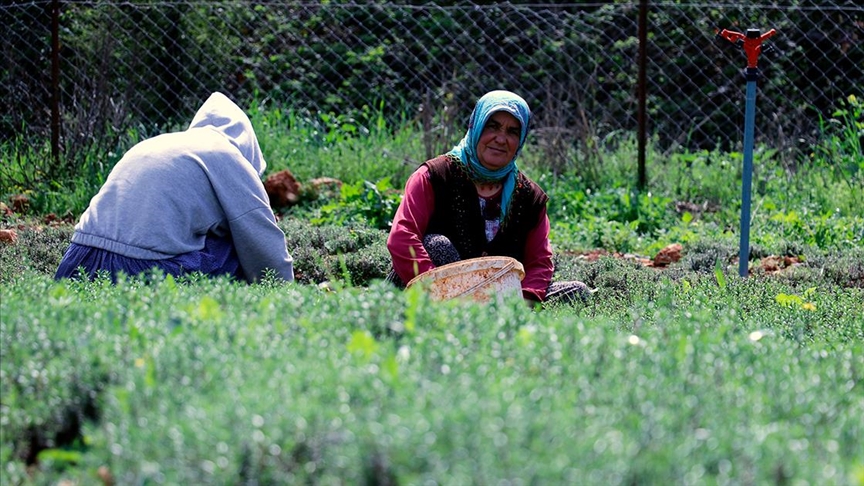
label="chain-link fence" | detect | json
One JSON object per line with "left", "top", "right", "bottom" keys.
{"left": 2, "top": 1, "right": 862, "bottom": 183}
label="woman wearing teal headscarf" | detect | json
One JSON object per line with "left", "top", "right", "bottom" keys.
{"left": 387, "top": 90, "right": 590, "bottom": 305}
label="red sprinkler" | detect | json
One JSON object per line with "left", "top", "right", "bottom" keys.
{"left": 716, "top": 27, "right": 776, "bottom": 277}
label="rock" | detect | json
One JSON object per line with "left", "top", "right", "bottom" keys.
{"left": 98, "top": 465, "right": 114, "bottom": 486}
{"left": 264, "top": 171, "right": 344, "bottom": 209}
{"left": 264, "top": 169, "right": 303, "bottom": 209}
{"left": 0, "top": 229, "right": 18, "bottom": 244}
{"left": 305, "top": 177, "right": 343, "bottom": 200}
{"left": 653, "top": 243, "right": 683, "bottom": 267}
{"left": 760, "top": 255, "right": 802, "bottom": 274}
{"left": 761, "top": 255, "right": 784, "bottom": 273}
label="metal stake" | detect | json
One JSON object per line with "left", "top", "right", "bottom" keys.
{"left": 716, "top": 27, "right": 776, "bottom": 277}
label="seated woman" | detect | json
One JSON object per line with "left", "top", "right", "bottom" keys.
{"left": 387, "top": 90, "right": 589, "bottom": 305}
{"left": 55, "top": 92, "right": 294, "bottom": 284}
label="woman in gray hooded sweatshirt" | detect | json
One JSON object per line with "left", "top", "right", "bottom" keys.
{"left": 55, "top": 92, "right": 294, "bottom": 283}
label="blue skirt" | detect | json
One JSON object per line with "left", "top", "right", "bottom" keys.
{"left": 55, "top": 233, "right": 243, "bottom": 283}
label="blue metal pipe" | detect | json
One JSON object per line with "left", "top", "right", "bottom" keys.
{"left": 739, "top": 70, "right": 758, "bottom": 277}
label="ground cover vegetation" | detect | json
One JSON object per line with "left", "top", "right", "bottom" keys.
{"left": 1, "top": 95, "right": 863, "bottom": 484}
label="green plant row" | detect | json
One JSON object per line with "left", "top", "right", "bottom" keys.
{"left": 1, "top": 269, "right": 862, "bottom": 484}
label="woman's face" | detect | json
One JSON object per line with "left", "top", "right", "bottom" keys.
{"left": 476, "top": 111, "right": 521, "bottom": 171}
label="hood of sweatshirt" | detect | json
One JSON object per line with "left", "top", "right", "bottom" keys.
{"left": 187, "top": 92, "right": 266, "bottom": 176}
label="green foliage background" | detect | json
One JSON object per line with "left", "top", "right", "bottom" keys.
{"left": 2, "top": 2, "right": 862, "bottom": 192}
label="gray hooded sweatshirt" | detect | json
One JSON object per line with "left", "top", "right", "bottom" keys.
{"left": 72, "top": 92, "right": 294, "bottom": 282}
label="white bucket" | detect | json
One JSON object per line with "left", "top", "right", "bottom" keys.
{"left": 406, "top": 256, "right": 525, "bottom": 303}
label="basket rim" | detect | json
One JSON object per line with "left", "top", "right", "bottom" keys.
{"left": 406, "top": 256, "right": 525, "bottom": 289}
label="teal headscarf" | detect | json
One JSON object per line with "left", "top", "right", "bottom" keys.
{"left": 448, "top": 90, "right": 531, "bottom": 223}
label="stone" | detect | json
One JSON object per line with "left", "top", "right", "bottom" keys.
{"left": 653, "top": 243, "right": 683, "bottom": 266}
{"left": 0, "top": 229, "right": 18, "bottom": 244}
{"left": 264, "top": 169, "right": 303, "bottom": 209}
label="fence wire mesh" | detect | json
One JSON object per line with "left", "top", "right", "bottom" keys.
{"left": 2, "top": 1, "right": 862, "bottom": 180}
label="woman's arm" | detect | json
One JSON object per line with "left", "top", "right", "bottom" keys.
{"left": 519, "top": 207, "right": 554, "bottom": 301}
{"left": 387, "top": 166, "right": 437, "bottom": 284}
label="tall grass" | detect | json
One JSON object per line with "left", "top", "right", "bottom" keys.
{"left": 529, "top": 116, "right": 863, "bottom": 255}
{"left": 249, "top": 99, "right": 423, "bottom": 187}
{"left": 4, "top": 95, "right": 861, "bottom": 225}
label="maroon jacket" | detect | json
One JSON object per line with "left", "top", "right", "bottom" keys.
{"left": 387, "top": 155, "right": 554, "bottom": 301}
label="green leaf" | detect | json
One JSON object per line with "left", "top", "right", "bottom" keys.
{"left": 192, "top": 296, "right": 223, "bottom": 321}
{"left": 37, "top": 448, "right": 82, "bottom": 465}
{"left": 347, "top": 330, "right": 378, "bottom": 360}
{"left": 775, "top": 293, "right": 804, "bottom": 307}
{"left": 382, "top": 352, "right": 399, "bottom": 383}
{"left": 714, "top": 258, "right": 726, "bottom": 289}
{"left": 517, "top": 325, "right": 536, "bottom": 347}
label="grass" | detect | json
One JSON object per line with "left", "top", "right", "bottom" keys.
{"left": 249, "top": 100, "right": 422, "bottom": 187}
{"left": 1, "top": 96, "right": 863, "bottom": 484}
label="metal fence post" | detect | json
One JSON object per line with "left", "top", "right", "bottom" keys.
{"left": 637, "top": 0, "right": 648, "bottom": 191}
{"left": 51, "top": 0, "right": 61, "bottom": 168}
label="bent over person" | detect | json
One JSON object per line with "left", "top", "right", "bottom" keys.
{"left": 386, "top": 90, "right": 589, "bottom": 305}
{"left": 55, "top": 92, "right": 294, "bottom": 283}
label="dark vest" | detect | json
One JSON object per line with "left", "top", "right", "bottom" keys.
{"left": 424, "top": 154, "right": 548, "bottom": 262}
